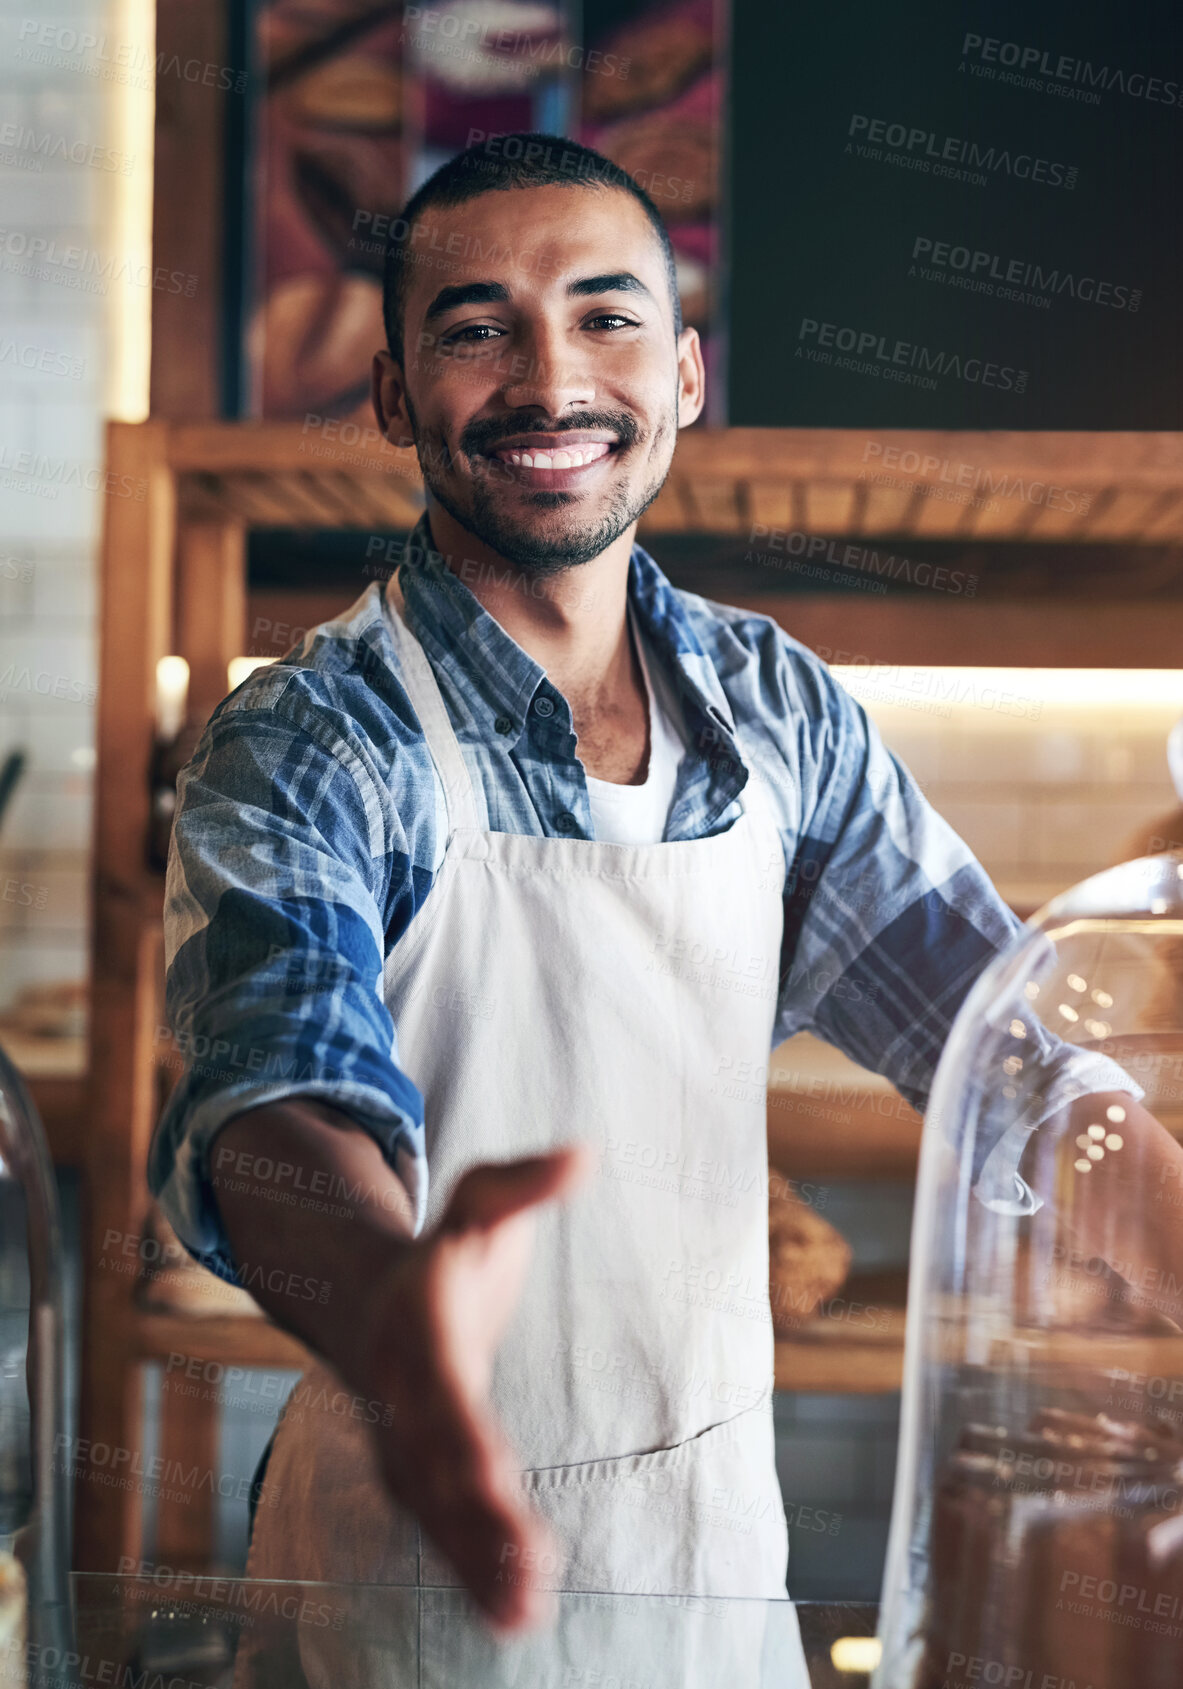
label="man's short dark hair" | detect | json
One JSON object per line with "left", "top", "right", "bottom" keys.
{"left": 382, "top": 131, "right": 683, "bottom": 366}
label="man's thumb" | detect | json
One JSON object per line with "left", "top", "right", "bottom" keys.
{"left": 441, "top": 1145, "right": 592, "bottom": 1235}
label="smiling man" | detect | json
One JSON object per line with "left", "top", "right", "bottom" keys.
{"left": 149, "top": 133, "right": 1177, "bottom": 1645}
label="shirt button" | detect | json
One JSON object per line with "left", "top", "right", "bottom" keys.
{"left": 556, "top": 811, "right": 577, "bottom": 834}
{"left": 534, "top": 695, "right": 555, "bottom": 718}
{"left": 494, "top": 715, "right": 513, "bottom": 735}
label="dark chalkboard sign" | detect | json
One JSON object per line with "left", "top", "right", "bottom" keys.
{"left": 728, "top": 0, "right": 1183, "bottom": 426}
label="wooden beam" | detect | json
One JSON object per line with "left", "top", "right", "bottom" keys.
{"left": 79, "top": 420, "right": 175, "bottom": 1570}
{"left": 26, "top": 1077, "right": 88, "bottom": 1168}
{"left": 735, "top": 595, "right": 1183, "bottom": 668}
{"left": 169, "top": 423, "right": 422, "bottom": 478}
{"left": 135, "top": 1314, "right": 307, "bottom": 1370}
{"left": 177, "top": 522, "right": 246, "bottom": 727}
{"left": 149, "top": 2, "right": 231, "bottom": 418}
{"left": 154, "top": 1374, "right": 218, "bottom": 1572}
{"left": 162, "top": 423, "right": 1183, "bottom": 488}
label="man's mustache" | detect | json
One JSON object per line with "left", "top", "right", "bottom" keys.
{"left": 459, "top": 413, "right": 642, "bottom": 459}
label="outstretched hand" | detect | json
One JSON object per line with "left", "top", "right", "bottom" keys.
{"left": 351, "top": 1145, "right": 592, "bottom": 1633}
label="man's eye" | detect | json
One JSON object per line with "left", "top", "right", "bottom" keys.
{"left": 587, "top": 313, "right": 638, "bottom": 330}
{"left": 442, "top": 324, "right": 503, "bottom": 346}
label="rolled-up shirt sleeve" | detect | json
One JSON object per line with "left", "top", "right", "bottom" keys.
{"left": 766, "top": 647, "right": 1141, "bottom": 1204}
{"left": 148, "top": 668, "right": 429, "bottom": 1280}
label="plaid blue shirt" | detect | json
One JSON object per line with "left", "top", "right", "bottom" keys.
{"left": 150, "top": 512, "right": 1116, "bottom": 1277}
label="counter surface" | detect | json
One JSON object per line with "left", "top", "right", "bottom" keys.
{"left": 60, "top": 1575, "right": 879, "bottom": 1688}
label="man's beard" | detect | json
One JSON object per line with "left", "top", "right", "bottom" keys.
{"left": 407, "top": 397, "right": 674, "bottom": 577}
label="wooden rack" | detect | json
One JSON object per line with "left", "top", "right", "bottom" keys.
{"left": 81, "top": 420, "right": 1183, "bottom": 1570}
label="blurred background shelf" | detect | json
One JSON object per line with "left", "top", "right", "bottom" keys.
{"left": 0, "top": 1030, "right": 87, "bottom": 1080}
{"left": 775, "top": 1269, "right": 909, "bottom": 1395}
{"left": 135, "top": 1312, "right": 307, "bottom": 1370}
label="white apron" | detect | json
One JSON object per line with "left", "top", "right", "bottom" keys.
{"left": 240, "top": 576, "right": 809, "bottom": 1686}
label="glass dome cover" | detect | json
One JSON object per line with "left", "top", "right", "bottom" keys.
{"left": 875, "top": 853, "right": 1183, "bottom": 1689}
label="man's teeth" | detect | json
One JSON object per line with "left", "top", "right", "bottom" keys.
{"left": 493, "top": 442, "right": 613, "bottom": 470}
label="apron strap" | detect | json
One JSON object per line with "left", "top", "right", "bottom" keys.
{"left": 384, "top": 574, "right": 483, "bottom": 835}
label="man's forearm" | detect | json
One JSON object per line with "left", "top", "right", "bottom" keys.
{"left": 1027, "top": 1091, "right": 1183, "bottom": 1326}
{"left": 211, "top": 1097, "right": 417, "bottom": 1392}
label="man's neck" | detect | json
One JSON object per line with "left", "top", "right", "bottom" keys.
{"left": 425, "top": 500, "right": 639, "bottom": 715}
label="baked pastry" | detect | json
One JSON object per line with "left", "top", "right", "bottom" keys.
{"left": 253, "top": 272, "right": 382, "bottom": 417}
{"left": 595, "top": 110, "right": 715, "bottom": 222}
{"left": 582, "top": 4, "right": 715, "bottom": 122}
{"left": 768, "top": 1172, "right": 852, "bottom": 1333}
{"left": 290, "top": 134, "right": 405, "bottom": 272}
{"left": 259, "top": 0, "right": 388, "bottom": 76}
{"left": 283, "top": 55, "right": 402, "bottom": 129}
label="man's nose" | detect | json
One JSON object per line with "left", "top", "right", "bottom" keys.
{"left": 499, "top": 324, "right": 596, "bottom": 412}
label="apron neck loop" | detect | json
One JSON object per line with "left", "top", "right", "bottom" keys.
{"left": 385, "top": 574, "right": 483, "bottom": 835}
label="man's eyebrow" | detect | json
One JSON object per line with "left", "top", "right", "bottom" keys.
{"left": 422, "top": 272, "right": 657, "bottom": 323}
{"left": 423, "top": 280, "right": 511, "bottom": 323}
{"left": 567, "top": 271, "right": 655, "bottom": 304}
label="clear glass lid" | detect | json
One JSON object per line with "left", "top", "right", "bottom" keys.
{"left": 876, "top": 854, "right": 1183, "bottom": 1689}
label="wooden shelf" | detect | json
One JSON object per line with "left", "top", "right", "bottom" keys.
{"left": 165, "top": 422, "right": 1183, "bottom": 545}
{"left": 135, "top": 1312, "right": 308, "bottom": 1370}
{"left": 769, "top": 1088, "right": 922, "bottom": 1182}
{"left": 775, "top": 1270, "right": 908, "bottom": 1394}
{"left": 774, "top": 1302, "right": 1183, "bottom": 1396}
{"left": 767, "top": 1036, "right": 924, "bottom": 1181}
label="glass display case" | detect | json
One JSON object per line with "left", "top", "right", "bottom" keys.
{"left": 0, "top": 1047, "right": 74, "bottom": 1682}
{"left": 35, "top": 1577, "right": 872, "bottom": 1689}
{"left": 875, "top": 854, "right": 1183, "bottom": 1689}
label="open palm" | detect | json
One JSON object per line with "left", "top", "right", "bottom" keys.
{"left": 355, "top": 1146, "right": 590, "bottom": 1631}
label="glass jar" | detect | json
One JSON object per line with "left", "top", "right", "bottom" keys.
{"left": 876, "top": 853, "right": 1183, "bottom": 1689}
{"left": 0, "top": 1046, "right": 75, "bottom": 1681}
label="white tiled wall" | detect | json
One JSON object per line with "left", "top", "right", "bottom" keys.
{"left": 855, "top": 693, "right": 1182, "bottom": 910}
{"left": 0, "top": 0, "right": 125, "bottom": 1014}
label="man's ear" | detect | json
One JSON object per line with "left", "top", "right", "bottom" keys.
{"left": 674, "top": 326, "right": 706, "bottom": 431}
{"left": 371, "top": 350, "right": 414, "bottom": 448}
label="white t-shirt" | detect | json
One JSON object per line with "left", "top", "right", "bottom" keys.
{"left": 585, "top": 610, "right": 688, "bottom": 845}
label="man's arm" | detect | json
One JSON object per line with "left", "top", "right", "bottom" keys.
{"left": 213, "top": 1095, "right": 589, "bottom": 1632}
{"left": 754, "top": 630, "right": 1183, "bottom": 1311}
{"left": 151, "top": 672, "right": 586, "bottom": 1629}
{"left": 758, "top": 632, "right": 1023, "bottom": 1102}
{"left": 151, "top": 668, "right": 432, "bottom": 1273}
{"left": 1024, "top": 1090, "right": 1183, "bottom": 1329}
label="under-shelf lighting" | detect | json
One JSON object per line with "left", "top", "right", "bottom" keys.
{"left": 154, "top": 655, "right": 189, "bottom": 739}
{"left": 106, "top": 0, "right": 156, "bottom": 422}
{"left": 831, "top": 666, "right": 1183, "bottom": 712}
{"left": 831, "top": 1634, "right": 882, "bottom": 1674}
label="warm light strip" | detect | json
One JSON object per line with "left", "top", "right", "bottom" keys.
{"left": 228, "top": 657, "right": 276, "bottom": 691}
{"left": 106, "top": 0, "right": 156, "bottom": 421}
{"left": 155, "top": 655, "right": 189, "bottom": 739}
{"left": 832, "top": 666, "right": 1183, "bottom": 709}
{"left": 831, "top": 1635, "right": 882, "bottom": 1673}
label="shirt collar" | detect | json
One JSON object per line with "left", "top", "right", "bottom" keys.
{"left": 389, "top": 511, "right": 739, "bottom": 750}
